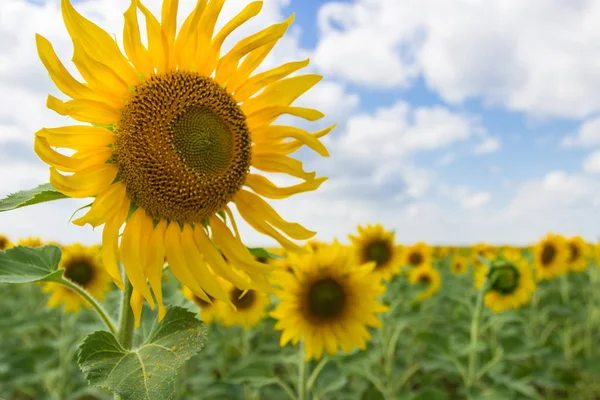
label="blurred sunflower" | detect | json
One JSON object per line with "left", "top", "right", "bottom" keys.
{"left": 0, "top": 234, "right": 12, "bottom": 250}
{"left": 408, "top": 266, "right": 441, "bottom": 301}
{"left": 566, "top": 236, "right": 590, "bottom": 273}
{"left": 402, "top": 242, "right": 431, "bottom": 270}
{"left": 349, "top": 224, "right": 402, "bottom": 281}
{"left": 43, "top": 244, "right": 112, "bottom": 312}
{"left": 476, "top": 257, "right": 536, "bottom": 313}
{"left": 470, "top": 242, "right": 496, "bottom": 276}
{"left": 533, "top": 233, "right": 568, "bottom": 280}
{"left": 35, "top": 0, "right": 332, "bottom": 323}
{"left": 270, "top": 242, "right": 388, "bottom": 360}
{"left": 218, "top": 281, "right": 270, "bottom": 330}
{"left": 450, "top": 256, "right": 468, "bottom": 275}
{"left": 182, "top": 285, "right": 219, "bottom": 325}
{"left": 18, "top": 237, "right": 44, "bottom": 248}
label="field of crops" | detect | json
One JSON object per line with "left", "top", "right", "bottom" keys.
{"left": 1, "top": 231, "right": 599, "bottom": 400}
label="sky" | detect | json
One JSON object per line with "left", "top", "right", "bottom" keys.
{"left": 2, "top": 0, "right": 600, "bottom": 247}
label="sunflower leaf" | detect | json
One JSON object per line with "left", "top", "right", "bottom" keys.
{"left": 0, "top": 245, "right": 63, "bottom": 283}
{"left": 248, "top": 247, "right": 284, "bottom": 260}
{"left": 77, "top": 306, "right": 206, "bottom": 400}
{"left": 0, "top": 183, "right": 68, "bottom": 213}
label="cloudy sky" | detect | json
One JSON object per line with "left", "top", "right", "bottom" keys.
{"left": 1, "top": 0, "right": 600, "bottom": 247}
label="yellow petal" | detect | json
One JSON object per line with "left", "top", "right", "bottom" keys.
{"left": 192, "top": 0, "right": 225, "bottom": 72}
{"left": 35, "top": 126, "right": 115, "bottom": 150}
{"left": 199, "top": 1, "right": 262, "bottom": 76}
{"left": 215, "top": 14, "right": 294, "bottom": 85}
{"left": 137, "top": 1, "right": 168, "bottom": 73}
{"left": 241, "top": 74, "right": 322, "bottom": 116}
{"left": 120, "top": 208, "right": 156, "bottom": 309}
{"left": 72, "top": 182, "right": 127, "bottom": 227}
{"left": 101, "top": 196, "right": 130, "bottom": 289}
{"left": 245, "top": 174, "right": 327, "bottom": 199}
{"left": 161, "top": 0, "right": 178, "bottom": 47}
{"left": 164, "top": 221, "right": 211, "bottom": 302}
{"left": 252, "top": 125, "right": 329, "bottom": 157}
{"left": 123, "top": 0, "right": 154, "bottom": 78}
{"left": 47, "top": 95, "right": 119, "bottom": 125}
{"left": 246, "top": 106, "right": 324, "bottom": 131}
{"left": 35, "top": 34, "right": 104, "bottom": 103}
{"left": 193, "top": 225, "right": 253, "bottom": 290}
{"left": 251, "top": 153, "right": 316, "bottom": 180}
{"left": 233, "top": 59, "right": 310, "bottom": 102}
{"left": 235, "top": 189, "right": 315, "bottom": 240}
{"left": 146, "top": 219, "right": 167, "bottom": 321}
{"left": 130, "top": 289, "right": 144, "bottom": 329}
{"left": 226, "top": 41, "right": 280, "bottom": 95}
{"left": 61, "top": 0, "right": 139, "bottom": 86}
{"left": 175, "top": 0, "right": 207, "bottom": 70}
{"left": 180, "top": 224, "right": 230, "bottom": 304}
{"left": 35, "top": 136, "right": 112, "bottom": 173}
{"left": 50, "top": 164, "right": 118, "bottom": 198}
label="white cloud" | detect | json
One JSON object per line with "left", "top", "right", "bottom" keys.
{"left": 562, "top": 117, "right": 600, "bottom": 148}
{"left": 313, "top": 0, "right": 600, "bottom": 118}
{"left": 473, "top": 136, "right": 501, "bottom": 154}
{"left": 583, "top": 150, "right": 600, "bottom": 174}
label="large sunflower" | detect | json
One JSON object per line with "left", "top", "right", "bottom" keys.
{"left": 43, "top": 243, "right": 112, "bottom": 313}
{"left": 35, "top": 0, "right": 332, "bottom": 322}
{"left": 217, "top": 280, "right": 270, "bottom": 330}
{"left": 0, "top": 234, "right": 12, "bottom": 251}
{"left": 402, "top": 242, "right": 431, "bottom": 270}
{"left": 270, "top": 242, "right": 388, "bottom": 360}
{"left": 348, "top": 224, "right": 402, "bottom": 281}
{"left": 182, "top": 285, "right": 219, "bottom": 325}
{"left": 565, "top": 236, "right": 590, "bottom": 273}
{"left": 533, "top": 233, "right": 568, "bottom": 280}
{"left": 408, "top": 266, "right": 441, "bottom": 301}
{"left": 475, "top": 256, "right": 536, "bottom": 313}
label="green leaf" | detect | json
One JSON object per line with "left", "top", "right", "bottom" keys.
{"left": 78, "top": 306, "right": 206, "bottom": 400}
{"left": 248, "top": 247, "right": 284, "bottom": 260}
{"left": 0, "top": 183, "right": 68, "bottom": 212}
{"left": 0, "top": 245, "right": 63, "bottom": 283}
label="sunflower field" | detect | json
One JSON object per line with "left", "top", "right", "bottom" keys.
{"left": 1, "top": 0, "right": 599, "bottom": 399}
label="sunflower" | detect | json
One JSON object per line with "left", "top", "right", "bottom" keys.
{"left": 18, "top": 237, "right": 44, "bottom": 248}
{"left": 43, "top": 243, "right": 112, "bottom": 312}
{"left": 0, "top": 234, "right": 12, "bottom": 250}
{"left": 533, "top": 233, "right": 569, "bottom": 280}
{"left": 450, "top": 256, "right": 468, "bottom": 275}
{"left": 408, "top": 266, "right": 441, "bottom": 301}
{"left": 35, "top": 0, "right": 332, "bottom": 324}
{"left": 402, "top": 242, "right": 431, "bottom": 271}
{"left": 565, "top": 236, "right": 590, "bottom": 273}
{"left": 270, "top": 242, "right": 388, "bottom": 360}
{"left": 348, "top": 224, "right": 401, "bottom": 281}
{"left": 217, "top": 281, "right": 270, "bottom": 330}
{"left": 475, "top": 257, "right": 536, "bottom": 313}
{"left": 182, "top": 285, "right": 219, "bottom": 325}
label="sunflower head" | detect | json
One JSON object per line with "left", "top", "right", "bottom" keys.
{"left": 408, "top": 266, "right": 441, "bottom": 301}
{"left": 483, "top": 257, "right": 536, "bottom": 313}
{"left": 349, "top": 224, "right": 401, "bottom": 281}
{"left": 534, "top": 233, "right": 569, "bottom": 280}
{"left": 18, "top": 237, "right": 44, "bottom": 248}
{"left": 43, "top": 243, "right": 111, "bottom": 313}
{"left": 402, "top": 242, "right": 432, "bottom": 271}
{"left": 0, "top": 234, "right": 12, "bottom": 251}
{"left": 450, "top": 256, "right": 468, "bottom": 275}
{"left": 217, "top": 281, "right": 270, "bottom": 330}
{"left": 182, "top": 285, "right": 218, "bottom": 325}
{"left": 271, "top": 242, "right": 388, "bottom": 360}
{"left": 566, "top": 236, "right": 590, "bottom": 273}
{"left": 35, "top": 0, "right": 333, "bottom": 327}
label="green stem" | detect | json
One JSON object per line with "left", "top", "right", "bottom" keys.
{"left": 117, "top": 278, "right": 135, "bottom": 349}
{"left": 559, "top": 274, "right": 572, "bottom": 361}
{"left": 58, "top": 277, "right": 117, "bottom": 335}
{"left": 467, "top": 276, "right": 489, "bottom": 389}
{"left": 298, "top": 341, "right": 309, "bottom": 400}
{"left": 306, "top": 355, "right": 329, "bottom": 391}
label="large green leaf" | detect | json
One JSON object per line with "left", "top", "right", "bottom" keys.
{"left": 78, "top": 306, "right": 206, "bottom": 400}
{"left": 0, "top": 183, "right": 68, "bottom": 212}
{"left": 0, "top": 245, "right": 63, "bottom": 283}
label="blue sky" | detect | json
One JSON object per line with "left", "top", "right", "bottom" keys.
{"left": 3, "top": 0, "right": 600, "bottom": 246}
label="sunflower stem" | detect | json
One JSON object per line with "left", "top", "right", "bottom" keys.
{"left": 467, "top": 275, "right": 490, "bottom": 390}
{"left": 298, "top": 341, "right": 309, "bottom": 400}
{"left": 116, "top": 278, "right": 135, "bottom": 350}
{"left": 57, "top": 277, "right": 117, "bottom": 335}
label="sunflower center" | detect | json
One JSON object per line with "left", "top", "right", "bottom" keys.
{"left": 408, "top": 252, "right": 424, "bottom": 267}
{"left": 115, "top": 71, "right": 251, "bottom": 223}
{"left": 490, "top": 264, "right": 520, "bottom": 294}
{"left": 0, "top": 237, "right": 8, "bottom": 250}
{"left": 231, "top": 288, "right": 256, "bottom": 310}
{"left": 540, "top": 243, "right": 557, "bottom": 266}
{"left": 255, "top": 256, "right": 269, "bottom": 264}
{"left": 63, "top": 257, "right": 95, "bottom": 287}
{"left": 568, "top": 243, "right": 580, "bottom": 263}
{"left": 364, "top": 240, "right": 392, "bottom": 268}
{"left": 418, "top": 273, "right": 431, "bottom": 285}
{"left": 306, "top": 278, "right": 346, "bottom": 321}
